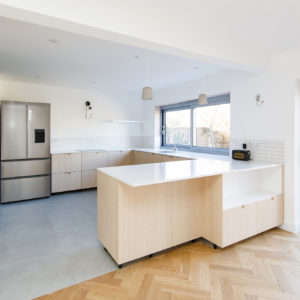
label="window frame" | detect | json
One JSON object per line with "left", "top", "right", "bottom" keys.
{"left": 160, "top": 93, "right": 230, "bottom": 155}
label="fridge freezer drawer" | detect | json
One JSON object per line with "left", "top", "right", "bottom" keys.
{"left": 1, "top": 159, "right": 50, "bottom": 178}
{"left": 1, "top": 176, "right": 50, "bottom": 203}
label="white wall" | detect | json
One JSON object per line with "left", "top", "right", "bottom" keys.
{"left": 142, "top": 58, "right": 299, "bottom": 233}
{"left": 295, "top": 80, "right": 300, "bottom": 233}
{"left": 0, "top": 80, "right": 143, "bottom": 150}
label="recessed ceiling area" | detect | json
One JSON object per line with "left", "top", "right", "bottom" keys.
{"left": 0, "top": 17, "right": 226, "bottom": 92}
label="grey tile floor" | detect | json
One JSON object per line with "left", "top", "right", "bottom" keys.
{"left": 0, "top": 189, "right": 117, "bottom": 300}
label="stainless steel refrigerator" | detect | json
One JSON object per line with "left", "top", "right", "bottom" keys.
{"left": 0, "top": 101, "right": 51, "bottom": 203}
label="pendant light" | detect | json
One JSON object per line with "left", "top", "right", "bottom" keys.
{"left": 198, "top": 93, "right": 208, "bottom": 105}
{"left": 142, "top": 56, "right": 153, "bottom": 100}
{"left": 198, "top": 78, "right": 207, "bottom": 105}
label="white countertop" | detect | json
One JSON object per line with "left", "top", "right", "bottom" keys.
{"left": 97, "top": 158, "right": 282, "bottom": 187}
{"left": 50, "top": 148, "right": 128, "bottom": 155}
{"left": 132, "top": 148, "right": 229, "bottom": 160}
{"left": 51, "top": 149, "right": 80, "bottom": 154}
{"left": 51, "top": 147, "right": 228, "bottom": 160}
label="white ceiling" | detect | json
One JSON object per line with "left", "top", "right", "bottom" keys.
{"left": 0, "top": 17, "right": 225, "bottom": 92}
{"left": 1, "top": 0, "right": 300, "bottom": 73}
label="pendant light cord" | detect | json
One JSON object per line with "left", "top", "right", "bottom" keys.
{"left": 146, "top": 56, "right": 149, "bottom": 86}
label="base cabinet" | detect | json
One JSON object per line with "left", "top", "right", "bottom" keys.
{"left": 51, "top": 153, "right": 82, "bottom": 193}
{"left": 81, "top": 151, "right": 132, "bottom": 189}
{"left": 222, "top": 202, "right": 257, "bottom": 247}
{"left": 132, "top": 151, "right": 162, "bottom": 164}
{"left": 82, "top": 170, "right": 97, "bottom": 189}
{"left": 222, "top": 195, "right": 284, "bottom": 247}
{"left": 51, "top": 171, "right": 81, "bottom": 193}
{"left": 256, "top": 195, "right": 284, "bottom": 233}
{"left": 52, "top": 153, "right": 81, "bottom": 173}
{"left": 51, "top": 150, "right": 191, "bottom": 193}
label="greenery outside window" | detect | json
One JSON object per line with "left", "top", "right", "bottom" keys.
{"left": 161, "top": 94, "right": 230, "bottom": 155}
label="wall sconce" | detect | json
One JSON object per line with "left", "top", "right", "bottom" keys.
{"left": 85, "top": 101, "right": 93, "bottom": 119}
{"left": 256, "top": 94, "right": 264, "bottom": 107}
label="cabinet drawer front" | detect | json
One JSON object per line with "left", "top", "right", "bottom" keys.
{"left": 82, "top": 170, "right": 97, "bottom": 189}
{"left": 51, "top": 153, "right": 81, "bottom": 173}
{"left": 256, "top": 195, "right": 283, "bottom": 233}
{"left": 1, "top": 176, "right": 50, "bottom": 203}
{"left": 51, "top": 171, "right": 81, "bottom": 193}
{"left": 223, "top": 202, "right": 257, "bottom": 247}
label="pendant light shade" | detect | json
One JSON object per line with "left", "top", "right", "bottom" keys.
{"left": 142, "top": 56, "right": 153, "bottom": 100}
{"left": 198, "top": 93, "right": 208, "bottom": 105}
{"left": 142, "top": 86, "right": 153, "bottom": 100}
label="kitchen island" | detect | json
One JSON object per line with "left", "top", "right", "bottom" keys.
{"left": 97, "top": 156, "right": 283, "bottom": 267}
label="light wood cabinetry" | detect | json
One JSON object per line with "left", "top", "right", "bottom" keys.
{"left": 51, "top": 171, "right": 81, "bottom": 193}
{"left": 81, "top": 152, "right": 107, "bottom": 189}
{"left": 81, "top": 150, "right": 132, "bottom": 189}
{"left": 53, "top": 150, "right": 181, "bottom": 193}
{"left": 52, "top": 153, "right": 81, "bottom": 173}
{"left": 81, "top": 170, "right": 97, "bottom": 189}
{"left": 222, "top": 195, "right": 284, "bottom": 247}
{"left": 97, "top": 164, "right": 284, "bottom": 265}
{"left": 51, "top": 150, "right": 191, "bottom": 193}
{"left": 256, "top": 195, "right": 284, "bottom": 233}
{"left": 161, "top": 155, "right": 186, "bottom": 162}
{"left": 132, "top": 151, "right": 162, "bottom": 164}
{"left": 51, "top": 154, "right": 82, "bottom": 193}
{"left": 98, "top": 172, "right": 221, "bottom": 265}
{"left": 222, "top": 202, "right": 257, "bottom": 247}
{"left": 132, "top": 151, "right": 187, "bottom": 164}
{"left": 221, "top": 166, "right": 284, "bottom": 247}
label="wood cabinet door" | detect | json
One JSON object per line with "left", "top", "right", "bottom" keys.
{"left": 119, "top": 150, "right": 133, "bottom": 166}
{"left": 82, "top": 170, "right": 97, "bottom": 189}
{"left": 152, "top": 153, "right": 163, "bottom": 163}
{"left": 161, "top": 155, "right": 176, "bottom": 162}
{"left": 106, "top": 151, "right": 121, "bottom": 166}
{"left": 52, "top": 153, "right": 81, "bottom": 173}
{"left": 132, "top": 151, "right": 149, "bottom": 164}
{"left": 81, "top": 152, "right": 98, "bottom": 171}
{"left": 256, "top": 195, "right": 284, "bottom": 233}
{"left": 51, "top": 171, "right": 81, "bottom": 193}
{"left": 95, "top": 152, "right": 109, "bottom": 168}
{"left": 133, "top": 151, "right": 162, "bottom": 164}
{"left": 82, "top": 152, "right": 109, "bottom": 170}
{"left": 222, "top": 202, "right": 257, "bottom": 247}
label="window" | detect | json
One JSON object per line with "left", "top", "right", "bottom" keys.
{"left": 161, "top": 94, "right": 230, "bottom": 155}
{"left": 165, "top": 109, "right": 191, "bottom": 146}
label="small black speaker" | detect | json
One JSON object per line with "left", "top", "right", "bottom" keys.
{"left": 232, "top": 150, "right": 251, "bottom": 161}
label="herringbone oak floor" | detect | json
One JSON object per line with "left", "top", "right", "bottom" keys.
{"left": 36, "top": 228, "right": 300, "bottom": 300}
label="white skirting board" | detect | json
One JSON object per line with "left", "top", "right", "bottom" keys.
{"left": 280, "top": 221, "right": 300, "bottom": 234}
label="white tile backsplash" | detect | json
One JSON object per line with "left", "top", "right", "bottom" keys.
{"left": 53, "top": 136, "right": 284, "bottom": 163}
{"left": 51, "top": 136, "right": 142, "bottom": 152}
{"left": 230, "top": 139, "right": 284, "bottom": 163}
